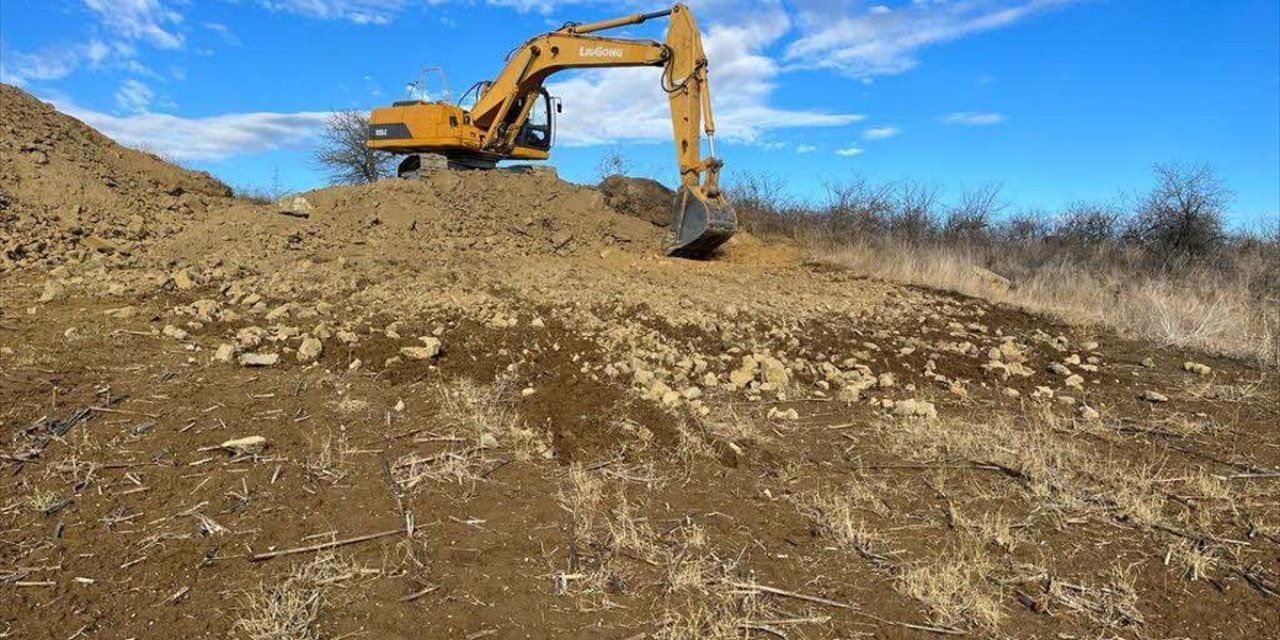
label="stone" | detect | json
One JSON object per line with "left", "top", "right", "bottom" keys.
{"left": 278, "top": 196, "right": 315, "bottom": 216}
{"left": 971, "top": 266, "right": 1012, "bottom": 293}
{"left": 759, "top": 355, "right": 790, "bottom": 387}
{"left": 172, "top": 268, "right": 198, "bottom": 290}
{"left": 1047, "top": 362, "right": 1073, "bottom": 376}
{"left": 38, "top": 280, "right": 65, "bottom": 303}
{"left": 478, "top": 433, "right": 500, "bottom": 449}
{"left": 162, "top": 324, "right": 189, "bottom": 341}
{"left": 1183, "top": 361, "right": 1212, "bottom": 376}
{"left": 297, "top": 336, "right": 323, "bottom": 363}
{"left": 238, "top": 352, "right": 279, "bottom": 367}
{"left": 220, "top": 436, "right": 267, "bottom": 456}
{"left": 1139, "top": 390, "right": 1169, "bottom": 403}
{"left": 213, "top": 343, "right": 236, "bottom": 363}
{"left": 767, "top": 407, "right": 800, "bottom": 421}
{"left": 103, "top": 306, "right": 139, "bottom": 319}
{"left": 893, "top": 399, "right": 938, "bottom": 419}
{"left": 400, "top": 337, "right": 443, "bottom": 360}
{"left": 1141, "top": 357, "right": 1156, "bottom": 368}
{"left": 1079, "top": 405, "right": 1101, "bottom": 421}
{"left": 1064, "top": 374, "right": 1085, "bottom": 390}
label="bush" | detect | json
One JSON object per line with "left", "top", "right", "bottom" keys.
{"left": 313, "top": 110, "right": 394, "bottom": 186}
{"left": 1131, "top": 162, "right": 1230, "bottom": 263}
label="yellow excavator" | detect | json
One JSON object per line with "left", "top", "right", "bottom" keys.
{"left": 365, "top": 3, "right": 736, "bottom": 257}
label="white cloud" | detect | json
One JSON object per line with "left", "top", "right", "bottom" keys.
{"left": 785, "top": 0, "right": 1081, "bottom": 78}
{"left": 944, "top": 111, "right": 1006, "bottom": 126}
{"left": 204, "top": 22, "right": 241, "bottom": 45}
{"left": 835, "top": 146, "right": 863, "bottom": 157}
{"left": 84, "top": 0, "right": 185, "bottom": 50}
{"left": 52, "top": 98, "right": 330, "bottom": 161}
{"left": 546, "top": 8, "right": 862, "bottom": 148}
{"left": 256, "top": 0, "right": 408, "bottom": 24}
{"left": 115, "top": 79, "right": 155, "bottom": 114}
{"left": 796, "top": 144, "right": 817, "bottom": 153}
{"left": 863, "top": 125, "right": 901, "bottom": 140}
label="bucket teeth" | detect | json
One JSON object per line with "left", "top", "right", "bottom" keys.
{"left": 663, "top": 186, "right": 737, "bottom": 258}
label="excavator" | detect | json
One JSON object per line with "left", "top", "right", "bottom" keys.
{"left": 365, "top": 3, "right": 736, "bottom": 257}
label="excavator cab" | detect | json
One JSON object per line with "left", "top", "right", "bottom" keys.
{"left": 512, "top": 89, "right": 554, "bottom": 152}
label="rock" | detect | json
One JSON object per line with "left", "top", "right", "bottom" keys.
{"left": 162, "top": 324, "right": 189, "bottom": 341}
{"left": 1003, "top": 387, "right": 1021, "bottom": 398}
{"left": 971, "top": 266, "right": 1012, "bottom": 293}
{"left": 478, "top": 433, "right": 500, "bottom": 449}
{"left": 264, "top": 303, "right": 293, "bottom": 321}
{"left": 220, "top": 436, "right": 267, "bottom": 456}
{"left": 38, "top": 280, "right": 65, "bottom": 303}
{"left": 172, "top": 268, "right": 198, "bottom": 290}
{"left": 336, "top": 330, "right": 359, "bottom": 345}
{"left": 893, "top": 399, "right": 938, "bottom": 419}
{"left": 759, "top": 355, "right": 789, "bottom": 387}
{"left": 767, "top": 407, "right": 799, "bottom": 421}
{"left": 236, "top": 326, "right": 266, "bottom": 347}
{"left": 296, "top": 336, "right": 323, "bottom": 363}
{"left": 1139, "top": 390, "right": 1169, "bottom": 403}
{"left": 1141, "top": 357, "right": 1156, "bottom": 368}
{"left": 1079, "top": 405, "right": 1101, "bottom": 421}
{"left": 682, "top": 387, "right": 703, "bottom": 400}
{"left": 213, "top": 343, "right": 236, "bottom": 363}
{"left": 400, "top": 337, "right": 443, "bottom": 360}
{"left": 1183, "top": 361, "right": 1212, "bottom": 376}
{"left": 238, "top": 352, "right": 280, "bottom": 367}
{"left": 1047, "top": 362, "right": 1073, "bottom": 376}
{"left": 728, "top": 357, "right": 758, "bottom": 387}
{"left": 1064, "top": 374, "right": 1085, "bottom": 390}
{"left": 277, "top": 196, "right": 315, "bottom": 217}
{"left": 103, "top": 306, "right": 139, "bottom": 319}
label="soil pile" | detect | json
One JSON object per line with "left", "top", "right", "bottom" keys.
{"left": 0, "top": 84, "right": 232, "bottom": 271}
{"left": 597, "top": 174, "right": 674, "bottom": 227}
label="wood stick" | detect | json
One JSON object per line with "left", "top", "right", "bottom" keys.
{"left": 250, "top": 524, "right": 427, "bottom": 561}
{"left": 728, "top": 581, "right": 855, "bottom": 610}
{"left": 400, "top": 584, "right": 440, "bottom": 602}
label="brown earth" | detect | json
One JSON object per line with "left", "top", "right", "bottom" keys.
{"left": 2, "top": 84, "right": 1278, "bottom": 640}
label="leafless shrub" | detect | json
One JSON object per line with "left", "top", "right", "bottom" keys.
{"left": 312, "top": 109, "right": 394, "bottom": 186}
{"left": 1131, "top": 162, "right": 1230, "bottom": 263}
{"left": 595, "top": 144, "right": 633, "bottom": 181}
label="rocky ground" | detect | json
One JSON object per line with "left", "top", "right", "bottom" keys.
{"left": 2, "top": 83, "right": 1278, "bottom": 639}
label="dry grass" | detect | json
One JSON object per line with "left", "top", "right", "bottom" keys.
{"left": 234, "top": 553, "right": 354, "bottom": 640}
{"left": 393, "top": 378, "right": 550, "bottom": 489}
{"left": 302, "top": 430, "right": 351, "bottom": 485}
{"left": 818, "top": 241, "right": 1278, "bottom": 367}
{"left": 898, "top": 539, "right": 1005, "bottom": 630}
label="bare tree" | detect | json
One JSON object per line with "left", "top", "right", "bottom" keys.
{"left": 1132, "top": 162, "right": 1230, "bottom": 260}
{"left": 594, "top": 144, "right": 633, "bottom": 181}
{"left": 313, "top": 110, "right": 393, "bottom": 185}
{"left": 943, "top": 182, "right": 1004, "bottom": 243}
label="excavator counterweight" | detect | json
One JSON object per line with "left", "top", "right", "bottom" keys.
{"left": 366, "top": 3, "right": 736, "bottom": 258}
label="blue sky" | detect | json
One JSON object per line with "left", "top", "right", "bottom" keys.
{"left": 2, "top": 0, "right": 1277, "bottom": 226}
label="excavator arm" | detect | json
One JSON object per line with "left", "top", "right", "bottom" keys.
{"left": 368, "top": 4, "right": 735, "bottom": 256}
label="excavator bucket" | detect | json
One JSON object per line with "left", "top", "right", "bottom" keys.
{"left": 663, "top": 185, "right": 737, "bottom": 258}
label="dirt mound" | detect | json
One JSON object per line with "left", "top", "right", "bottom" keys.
{"left": 598, "top": 174, "right": 675, "bottom": 227}
{"left": 0, "top": 84, "right": 232, "bottom": 271}
{"left": 294, "top": 169, "right": 661, "bottom": 257}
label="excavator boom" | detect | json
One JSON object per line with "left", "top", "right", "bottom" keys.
{"left": 366, "top": 3, "right": 735, "bottom": 257}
